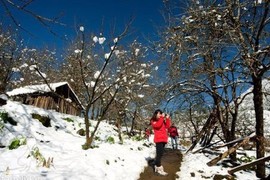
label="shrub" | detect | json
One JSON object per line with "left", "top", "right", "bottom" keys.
{"left": 132, "top": 135, "right": 143, "bottom": 141}
{"left": 63, "top": 117, "right": 74, "bottom": 123}
{"left": 9, "top": 139, "right": 20, "bottom": 150}
{"left": 0, "top": 112, "right": 17, "bottom": 125}
{"left": 28, "top": 147, "right": 53, "bottom": 168}
{"left": 106, "top": 136, "right": 115, "bottom": 144}
{"left": 94, "top": 136, "right": 101, "bottom": 141}
{"left": 28, "top": 147, "right": 45, "bottom": 166}
{"left": 238, "top": 155, "right": 256, "bottom": 163}
{"left": 8, "top": 137, "right": 27, "bottom": 150}
{"left": 77, "top": 128, "right": 85, "bottom": 136}
{"left": 32, "top": 113, "right": 51, "bottom": 127}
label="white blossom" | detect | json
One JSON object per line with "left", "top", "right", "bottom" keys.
{"left": 141, "top": 63, "right": 147, "bottom": 67}
{"left": 37, "top": 71, "right": 47, "bottom": 78}
{"left": 74, "top": 49, "right": 82, "bottom": 54}
{"left": 144, "top": 74, "right": 150, "bottom": 77}
{"left": 135, "top": 48, "right": 140, "bottom": 56}
{"left": 93, "top": 36, "right": 98, "bottom": 43}
{"left": 12, "top": 68, "right": 20, "bottom": 72}
{"left": 104, "top": 53, "right": 110, "bottom": 59}
{"left": 29, "top": 65, "right": 37, "bottom": 71}
{"left": 99, "top": 37, "right": 106, "bottom": 44}
{"left": 114, "top": 50, "right": 120, "bottom": 56}
{"left": 94, "top": 71, "right": 100, "bottom": 79}
{"left": 79, "top": 26, "right": 84, "bottom": 32}
{"left": 90, "top": 81, "right": 95, "bottom": 87}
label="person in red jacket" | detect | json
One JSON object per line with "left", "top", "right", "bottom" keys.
{"left": 150, "top": 109, "right": 171, "bottom": 176}
{"left": 168, "top": 123, "right": 179, "bottom": 149}
{"left": 144, "top": 127, "right": 151, "bottom": 141}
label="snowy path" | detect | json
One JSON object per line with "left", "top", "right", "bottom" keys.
{"left": 139, "top": 148, "right": 182, "bottom": 180}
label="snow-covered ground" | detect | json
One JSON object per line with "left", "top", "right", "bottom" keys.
{"left": 0, "top": 100, "right": 269, "bottom": 179}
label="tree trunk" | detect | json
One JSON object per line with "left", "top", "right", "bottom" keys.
{"left": 130, "top": 110, "right": 137, "bottom": 134}
{"left": 229, "top": 111, "right": 238, "bottom": 161}
{"left": 83, "top": 105, "right": 91, "bottom": 149}
{"left": 189, "top": 107, "right": 199, "bottom": 134}
{"left": 252, "top": 76, "right": 265, "bottom": 178}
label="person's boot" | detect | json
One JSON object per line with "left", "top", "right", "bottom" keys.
{"left": 154, "top": 165, "right": 168, "bottom": 176}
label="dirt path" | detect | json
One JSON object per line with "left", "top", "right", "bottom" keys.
{"left": 139, "top": 148, "right": 183, "bottom": 180}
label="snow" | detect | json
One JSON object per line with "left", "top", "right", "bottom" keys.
{"left": 98, "top": 37, "right": 106, "bottom": 45}
{"left": 104, "top": 53, "right": 110, "bottom": 59}
{"left": 74, "top": 49, "right": 82, "bottom": 54}
{"left": 79, "top": 26, "right": 84, "bottom": 32}
{"left": 178, "top": 149, "right": 262, "bottom": 180}
{"left": 93, "top": 36, "right": 98, "bottom": 43}
{"left": 0, "top": 100, "right": 156, "bottom": 180}
{"left": 94, "top": 71, "right": 100, "bottom": 79}
{"left": 0, "top": 94, "right": 8, "bottom": 100}
{"left": 6, "top": 82, "right": 68, "bottom": 96}
{"left": 114, "top": 38, "right": 118, "bottom": 43}
{"left": 0, "top": 99, "right": 269, "bottom": 179}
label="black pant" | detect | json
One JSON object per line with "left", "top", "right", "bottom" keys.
{"left": 155, "top": 142, "right": 166, "bottom": 167}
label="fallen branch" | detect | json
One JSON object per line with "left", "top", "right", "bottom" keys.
{"left": 228, "top": 156, "right": 270, "bottom": 174}
{"left": 207, "top": 135, "right": 253, "bottom": 166}
{"left": 211, "top": 132, "right": 255, "bottom": 150}
{"left": 202, "top": 149, "right": 222, "bottom": 156}
{"left": 211, "top": 137, "right": 245, "bottom": 150}
{"left": 193, "top": 140, "right": 222, "bottom": 154}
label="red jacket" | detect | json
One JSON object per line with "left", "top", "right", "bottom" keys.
{"left": 151, "top": 116, "right": 171, "bottom": 143}
{"left": 145, "top": 129, "right": 150, "bottom": 137}
{"left": 168, "top": 126, "right": 179, "bottom": 137}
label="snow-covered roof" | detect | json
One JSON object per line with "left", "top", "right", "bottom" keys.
{"left": 7, "top": 82, "right": 84, "bottom": 109}
{"left": 6, "top": 82, "right": 83, "bottom": 108}
{"left": 7, "top": 82, "right": 69, "bottom": 96}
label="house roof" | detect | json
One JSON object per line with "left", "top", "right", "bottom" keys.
{"left": 7, "top": 82, "right": 83, "bottom": 108}
{"left": 7, "top": 82, "right": 68, "bottom": 96}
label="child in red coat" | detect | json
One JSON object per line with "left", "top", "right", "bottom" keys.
{"left": 168, "top": 123, "right": 179, "bottom": 149}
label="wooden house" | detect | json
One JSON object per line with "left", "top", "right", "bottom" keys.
{"left": 7, "top": 82, "right": 83, "bottom": 116}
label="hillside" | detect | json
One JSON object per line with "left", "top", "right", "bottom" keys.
{"left": 237, "top": 79, "right": 270, "bottom": 135}
{"left": 0, "top": 100, "right": 155, "bottom": 179}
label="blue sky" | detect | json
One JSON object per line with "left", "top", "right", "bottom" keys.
{"left": 1, "top": 0, "right": 165, "bottom": 50}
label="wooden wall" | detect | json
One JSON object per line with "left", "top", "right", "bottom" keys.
{"left": 11, "top": 93, "right": 82, "bottom": 116}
